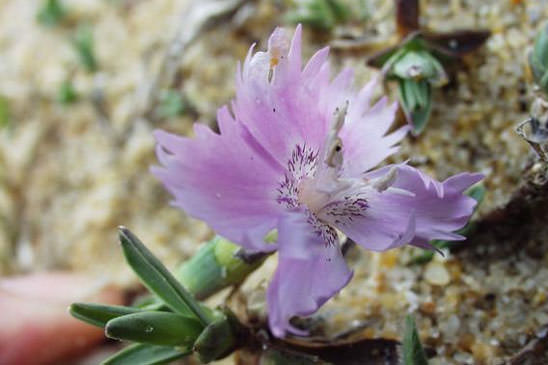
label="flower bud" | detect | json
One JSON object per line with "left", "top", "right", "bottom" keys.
{"left": 176, "top": 236, "right": 266, "bottom": 300}
{"left": 390, "top": 49, "right": 448, "bottom": 87}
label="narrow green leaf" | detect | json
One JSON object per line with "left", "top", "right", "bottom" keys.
{"left": 105, "top": 311, "right": 203, "bottom": 347}
{"left": 403, "top": 315, "right": 428, "bottom": 365}
{"left": 118, "top": 227, "right": 211, "bottom": 326}
{"left": 102, "top": 343, "right": 191, "bottom": 365}
{"left": 72, "top": 24, "right": 98, "bottom": 73}
{"left": 37, "top": 0, "right": 66, "bottom": 27}
{"left": 69, "top": 303, "right": 140, "bottom": 328}
{"left": 529, "top": 52, "right": 546, "bottom": 87}
{"left": 534, "top": 24, "right": 548, "bottom": 71}
{"left": 132, "top": 295, "right": 164, "bottom": 310}
{"left": 530, "top": 24, "right": 548, "bottom": 95}
{"left": 398, "top": 78, "right": 432, "bottom": 135}
{"left": 414, "top": 80, "right": 429, "bottom": 108}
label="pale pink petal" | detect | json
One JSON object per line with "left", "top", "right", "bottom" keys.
{"left": 330, "top": 187, "right": 418, "bottom": 251}
{"left": 152, "top": 108, "right": 285, "bottom": 252}
{"left": 233, "top": 26, "right": 354, "bottom": 167}
{"left": 267, "top": 212, "right": 352, "bottom": 337}
{"left": 386, "top": 165, "right": 484, "bottom": 245}
{"left": 340, "top": 165, "right": 484, "bottom": 250}
{"left": 340, "top": 81, "right": 409, "bottom": 177}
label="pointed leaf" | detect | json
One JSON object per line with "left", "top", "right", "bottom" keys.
{"left": 105, "top": 311, "right": 203, "bottom": 347}
{"left": 69, "top": 303, "right": 140, "bottom": 328}
{"left": 102, "top": 343, "right": 191, "bottom": 365}
{"left": 37, "top": 0, "right": 66, "bottom": 27}
{"left": 118, "top": 227, "right": 211, "bottom": 326}
{"left": 72, "top": 24, "right": 98, "bottom": 72}
{"left": 398, "top": 78, "right": 432, "bottom": 135}
{"left": 403, "top": 315, "right": 428, "bottom": 365}
{"left": 534, "top": 25, "right": 548, "bottom": 67}
{"left": 423, "top": 30, "right": 490, "bottom": 58}
{"left": 530, "top": 24, "right": 548, "bottom": 95}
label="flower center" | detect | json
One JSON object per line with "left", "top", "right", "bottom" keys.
{"left": 297, "top": 177, "right": 330, "bottom": 214}
{"left": 276, "top": 144, "right": 318, "bottom": 209}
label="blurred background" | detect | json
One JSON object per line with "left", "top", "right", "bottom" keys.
{"left": 1, "top": 0, "right": 547, "bottom": 364}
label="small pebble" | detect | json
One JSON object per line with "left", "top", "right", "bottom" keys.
{"left": 424, "top": 261, "right": 451, "bottom": 286}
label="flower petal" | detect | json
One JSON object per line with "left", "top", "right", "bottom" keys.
{"left": 342, "top": 164, "right": 483, "bottom": 250}
{"left": 331, "top": 187, "right": 418, "bottom": 251}
{"left": 152, "top": 108, "right": 286, "bottom": 252}
{"left": 233, "top": 26, "right": 354, "bottom": 168}
{"left": 340, "top": 81, "right": 409, "bottom": 177}
{"left": 386, "top": 165, "right": 484, "bottom": 245}
{"left": 266, "top": 212, "right": 353, "bottom": 337}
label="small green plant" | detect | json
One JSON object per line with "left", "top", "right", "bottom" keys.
{"left": 57, "top": 80, "right": 78, "bottom": 105}
{"left": 285, "top": 0, "right": 351, "bottom": 31}
{"left": 0, "top": 96, "right": 10, "bottom": 129}
{"left": 72, "top": 24, "right": 98, "bottom": 73}
{"left": 156, "top": 90, "right": 187, "bottom": 119}
{"left": 37, "top": 0, "right": 66, "bottom": 27}
{"left": 403, "top": 315, "right": 429, "bottom": 365}
{"left": 367, "top": 0, "right": 489, "bottom": 135}
{"left": 529, "top": 23, "right": 548, "bottom": 96}
{"left": 70, "top": 228, "right": 258, "bottom": 364}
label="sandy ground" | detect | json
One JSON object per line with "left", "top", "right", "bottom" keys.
{"left": 1, "top": 0, "right": 547, "bottom": 363}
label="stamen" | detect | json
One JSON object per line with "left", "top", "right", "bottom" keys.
{"left": 372, "top": 167, "right": 398, "bottom": 192}
{"left": 321, "top": 101, "right": 348, "bottom": 171}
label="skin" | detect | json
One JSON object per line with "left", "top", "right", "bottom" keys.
{"left": 0, "top": 272, "right": 124, "bottom": 364}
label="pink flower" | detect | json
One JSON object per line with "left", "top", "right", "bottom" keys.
{"left": 152, "top": 25, "right": 482, "bottom": 338}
